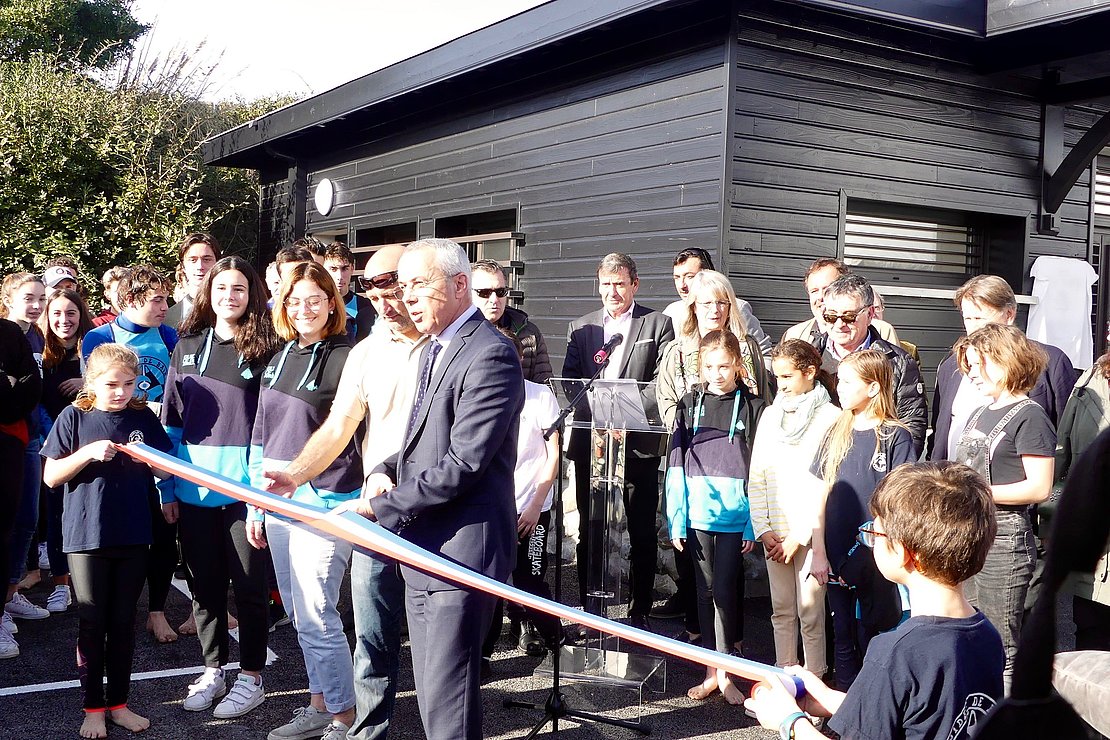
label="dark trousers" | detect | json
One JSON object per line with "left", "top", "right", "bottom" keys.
{"left": 1073, "top": 596, "right": 1110, "bottom": 651}
{"left": 45, "top": 483, "right": 68, "bottom": 576}
{"left": 573, "top": 455, "right": 660, "bottom": 617}
{"left": 349, "top": 552, "right": 405, "bottom": 740}
{"left": 406, "top": 586, "right": 496, "bottom": 740}
{"left": 0, "top": 432, "right": 25, "bottom": 591}
{"left": 826, "top": 583, "right": 877, "bottom": 690}
{"left": 483, "top": 510, "right": 561, "bottom": 657}
{"left": 689, "top": 529, "right": 745, "bottom": 653}
{"left": 69, "top": 545, "right": 148, "bottom": 709}
{"left": 177, "top": 502, "right": 269, "bottom": 671}
{"left": 146, "top": 497, "right": 176, "bottom": 612}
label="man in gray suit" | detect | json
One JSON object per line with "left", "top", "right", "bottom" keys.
{"left": 563, "top": 252, "right": 674, "bottom": 630}
{"left": 351, "top": 239, "right": 523, "bottom": 740}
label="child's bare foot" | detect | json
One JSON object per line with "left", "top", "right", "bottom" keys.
{"left": 147, "top": 612, "right": 177, "bottom": 643}
{"left": 17, "top": 569, "right": 41, "bottom": 591}
{"left": 178, "top": 613, "right": 197, "bottom": 635}
{"left": 79, "top": 711, "right": 107, "bottom": 739}
{"left": 720, "top": 678, "right": 744, "bottom": 705}
{"left": 686, "top": 674, "right": 718, "bottom": 701}
{"left": 227, "top": 612, "right": 238, "bottom": 630}
{"left": 109, "top": 706, "right": 150, "bottom": 733}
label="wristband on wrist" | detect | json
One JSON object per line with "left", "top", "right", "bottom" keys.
{"left": 779, "top": 710, "right": 810, "bottom": 740}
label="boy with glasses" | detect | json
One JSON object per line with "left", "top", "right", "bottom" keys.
{"left": 746, "top": 461, "right": 1004, "bottom": 740}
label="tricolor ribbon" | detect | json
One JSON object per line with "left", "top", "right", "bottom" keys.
{"left": 121, "top": 443, "right": 802, "bottom": 697}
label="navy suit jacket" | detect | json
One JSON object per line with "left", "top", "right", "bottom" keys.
{"left": 928, "top": 340, "right": 1077, "bottom": 461}
{"left": 371, "top": 308, "right": 523, "bottom": 592}
{"left": 562, "top": 304, "right": 674, "bottom": 460}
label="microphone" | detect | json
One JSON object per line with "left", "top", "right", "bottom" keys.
{"left": 594, "top": 333, "right": 624, "bottom": 365}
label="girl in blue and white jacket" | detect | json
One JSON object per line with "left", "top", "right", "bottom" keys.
{"left": 666, "top": 329, "right": 763, "bottom": 705}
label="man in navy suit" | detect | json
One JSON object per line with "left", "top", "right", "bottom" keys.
{"left": 562, "top": 253, "right": 674, "bottom": 630}
{"left": 350, "top": 239, "right": 523, "bottom": 740}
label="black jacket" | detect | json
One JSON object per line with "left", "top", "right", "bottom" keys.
{"left": 0, "top": 318, "right": 41, "bottom": 426}
{"left": 498, "top": 306, "right": 552, "bottom": 384}
{"left": 815, "top": 327, "right": 929, "bottom": 455}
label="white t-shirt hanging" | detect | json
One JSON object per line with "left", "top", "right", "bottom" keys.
{"left": 514, "top": 380, "right": 561, "bottom": 513}
{"left": 1028, "top": 255, "right": 1098, "bottom": 369}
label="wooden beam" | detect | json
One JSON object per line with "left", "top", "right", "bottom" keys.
{"left": 1043, "top": 110, "right": 1110, "bottom": 216}
{"left": 1043, "top": 76, "right": 1110, "bottom": 106}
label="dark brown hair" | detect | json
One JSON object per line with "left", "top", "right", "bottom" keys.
{"left": 804, "top": 258, "right": 848, "bottom": 284}
{"left": 177, "top": 232, "right": 222, "bottom": 263}
{"left": 870, "top": 461, "right": 996, "bottom": 586}
{"left": 39, "top": 288, "right": 94, "bottom": 369}
{"left": 276, "top": 245, "right": 315, "bottom": 266}
{"left": 272, "top": 262, "right": 347, "bottom": 341}
{"left": 179, "top": 257, "right": 281, "bottom": 365}
{"left": 324, "top": 243, "right": 354, "bottom": 264}
{"left": 954, "top": 323, "right": 1046, "bottom": 395}
{"left": 116, "top": 265, "right": 169, "bottom": 307}
{"left": 771, "top": 338, "right": 838, "bottom": 404}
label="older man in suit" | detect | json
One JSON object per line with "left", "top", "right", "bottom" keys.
{"left": 349, "top": 239, "right": 522, "bottom": 740}
{"left": 563, "top": 252, "right": 674, "bottom": 630}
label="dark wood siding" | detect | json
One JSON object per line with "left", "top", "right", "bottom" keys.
{"left": 306, "top": 59, "right": 729, "bottom": 368}
{"left": 727, "top": 2, "right": 1095, "bottom": 385}
{"left": 259, "top": 167, "right": 294, "bottom": 261}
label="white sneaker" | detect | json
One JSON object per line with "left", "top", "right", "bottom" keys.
{"left": 0, "top": 625, "right": 18, "bottom": 659}
{"left": 5, "top": 593, "right": 49, "bottom": 620}
{"left": 268, "top": 706, "right": 333, "bottom": 740}
{"left": 183, "top": 667, "right": 226, "bottom": 711}
{"left": 46, "top": 586, "right": 71, "bottom": 613}
{"left": 1, "top": 611, "right": 17, "bottom": 634}
{"left": 213, "top": 674, "right": 265, "bottom": 718}
{"left": 37, "top": 543, "right": 50, "bottom": 571}
{"left": 320, "top": 721, "right": 350, "bottom": 740}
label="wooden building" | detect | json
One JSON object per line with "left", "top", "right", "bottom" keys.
{"left": 203, "top": 0, "right": 1110, "bottom": 380}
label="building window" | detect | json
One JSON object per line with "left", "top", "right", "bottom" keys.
{"left": 844, "top": 203, "right": 982, "bottom": 276}
{"left": 1096, "top": 168, "right": 1110, "bottom": 218}
{"left": 351, "top": 222, "right": 418, "bottom": 275}
{"left": 436, "top": 209, "right": 525, "bottom": 303}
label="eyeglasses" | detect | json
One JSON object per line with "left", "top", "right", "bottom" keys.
{"left": 696, "top": 300, "right": 729, "bottom": 310}
{"left": 356, "top": 270, "right": 398, "bottom": 292}
{"left": 822, "top": 306, "right": 871, "bottom": 325}
{"left": 369, "top": 287, "right": 404, "bottom": 301}
{"left": 475, "top": 287, "right": 509, "bottom": 299}
{"left": 283, "top": 296, "right": 326, "bottom": 313}
{"left": 857, "top": 521, "right": 889, "bottom": 549}
{"left": 397, "top": 274, "right": 453, "bottom": 296}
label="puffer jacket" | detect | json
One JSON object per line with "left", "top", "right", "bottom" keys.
{"left": 499, "top": 305, "right": 552, "bottom": 384}
{"left": 815, "top": 326, "right": 928, "bottom": 455}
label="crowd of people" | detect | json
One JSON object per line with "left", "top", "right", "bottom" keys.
{"left": 0, "top": 234, "right": 1107, "bottom": 740}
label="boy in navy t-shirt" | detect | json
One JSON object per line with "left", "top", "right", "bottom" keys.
{"left": 746, "top": 461, "right": 1004, "bottom": 740}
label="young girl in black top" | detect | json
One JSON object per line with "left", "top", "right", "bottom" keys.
{"left": 954, "top": 323, "right": 1054, "bottom": 688}
{"left": 42, "top": 344, "right": 172, "bottom": 739}
{"left": 37, "top": 288, "right": 95, "bottom": 613}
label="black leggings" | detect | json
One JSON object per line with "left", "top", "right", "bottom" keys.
{"left": 177, "top": 502, "right": 270, "bottom": 671}
{"left": 147, "top": 499, "right": 176, "bottom": 612}
{"left": 689, "top": 529, "right": 745, "bottom": 654}
{"left": 0, "top": 433, "right": 25, "bottom": 592}
{"left": 69, "top": 546, "right": 148, "bottom": 709}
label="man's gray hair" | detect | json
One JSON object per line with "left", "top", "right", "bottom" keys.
{"left": 598, "top": 252, "right": 638, "bottom": 282}
{"left": 823, "top": 274, "right": 874, "bottom": 308}
{"left": 406, "top": 238, "right": 472, "bottom": 284}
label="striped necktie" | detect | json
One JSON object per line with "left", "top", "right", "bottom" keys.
{"left": 406, "top": 339, "right": 442, "bottom": 438}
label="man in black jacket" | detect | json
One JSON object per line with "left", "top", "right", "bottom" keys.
{"left": 562, "top": 253, "right": 674, "bottom": 629}
{"left": 471, "top": 260, "right": 552, "bottom": 383}
{"left": 814, "top": 274, "right": 928, "bottom": 455}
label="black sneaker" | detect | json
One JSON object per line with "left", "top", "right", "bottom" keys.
{"left": 517, "top": 621, "right": 546, "bottom": 657}
{"left": 268, "top": 600, "right": 291, "bottom": 632}
{"left": 648, "top": 594, "right": 685, "bottom": 619}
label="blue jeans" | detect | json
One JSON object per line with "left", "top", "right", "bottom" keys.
{"left": 969, "top": 509, "right": 1034, "bottom": 684}
{"left": 8, "top": 437, "right": 41, "bottom": 584}
{"left": 348, "top": 550, "right": 404, "bottom": 740}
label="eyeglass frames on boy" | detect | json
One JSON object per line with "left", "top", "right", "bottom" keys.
{"left": 857, "top": 521, "right": 889, "bottom": 549}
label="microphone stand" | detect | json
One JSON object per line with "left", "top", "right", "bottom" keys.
{"left": 504, "top": 356, "right": 649, "bottom": 736}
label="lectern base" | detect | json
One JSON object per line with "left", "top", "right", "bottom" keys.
{"left": 533, "top": 644, "right": 666, "bottom": 717}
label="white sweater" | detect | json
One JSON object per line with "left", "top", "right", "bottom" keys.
{"left": 748, "top": 400, "right": 841, "bottom": 544}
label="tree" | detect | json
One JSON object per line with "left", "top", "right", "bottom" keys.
{"left": 0, "top": 0, "right": 147, "bottom": 69}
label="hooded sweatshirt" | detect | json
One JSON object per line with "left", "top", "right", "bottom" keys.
{"left": 665, "top": 384, "right": 764, "bottom": 540}
{"left": 249, "top": 334, "right": 361, "bottom": 516}
{"left": 161, "top": 329, "right": 273, "bottom": 507}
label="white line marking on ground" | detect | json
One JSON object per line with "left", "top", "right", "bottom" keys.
{"left": 0, "top": 663, "right": 242, "bottom": 697}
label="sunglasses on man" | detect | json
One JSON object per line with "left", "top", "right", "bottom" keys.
{"left": 822, "top": 305, "right": 871, "bottom": 325}
{"left": 355, "top": 270, "right": 399, "bottom": 292}
{"left": 474, "top": 287, "right": 509, "bottom": 299}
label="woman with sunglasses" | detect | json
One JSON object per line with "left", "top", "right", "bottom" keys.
{"left": 248, "top": 261, "right": 360, "bottom": 740}
{"left": 471, "top": 259, "right": 552, "bottom": 383}
{"left": 161, "top": 257, "right": 281, "bottom": 719}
